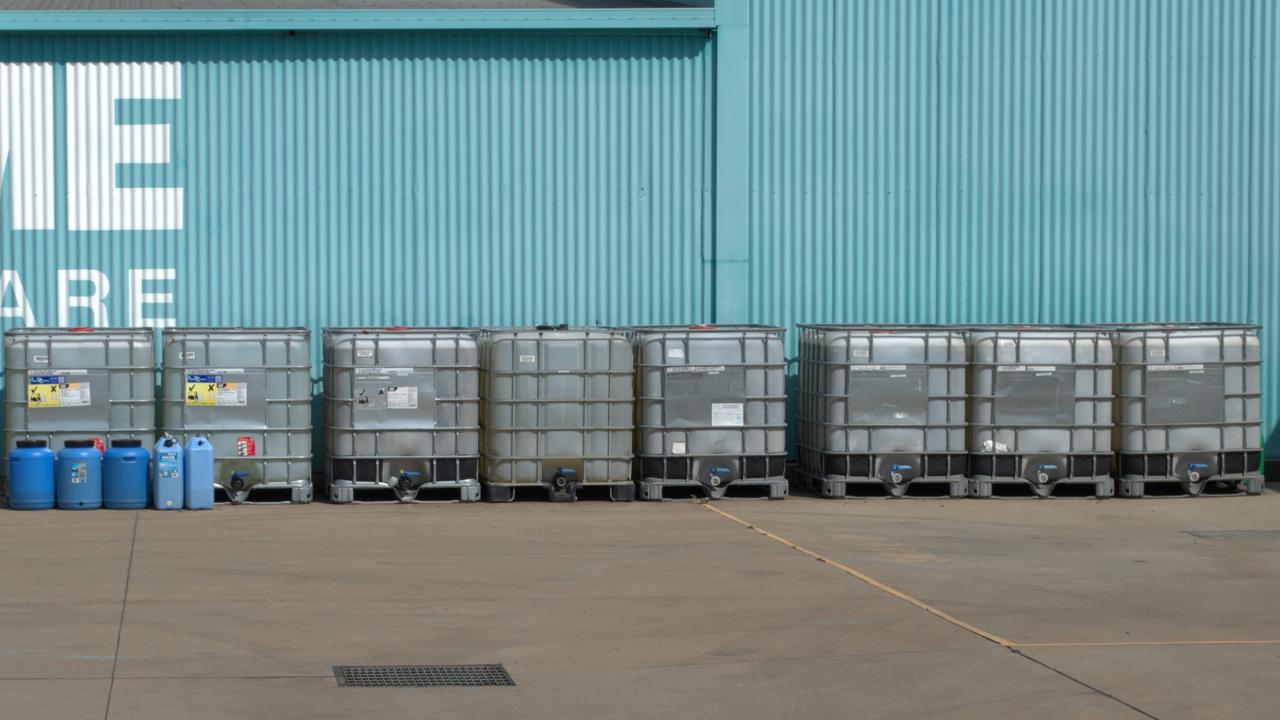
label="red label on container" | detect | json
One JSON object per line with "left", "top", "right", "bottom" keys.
{"left": 236, "top": 436, "right": 256, "bottom": 457}
{"left": 93, "top": 438, "right": 105, "bottom": 455}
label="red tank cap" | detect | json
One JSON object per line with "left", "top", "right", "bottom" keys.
{"left": 689, "top": 324, "right": 715, "bottom": 330}
{"left": 68, "top": 327, "right": 93, "bottom": 333}
{"left": 385, "top": 326, "right": 409, "bottom": 332}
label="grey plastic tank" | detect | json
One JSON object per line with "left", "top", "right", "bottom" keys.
{"left": 967, "top": 326, "right": 1114, "bottom": 498}
{"left": 323, "top": 327, "right": 480, "bottom": 503}
{"left": 797, "top": 325, "right": 967, "bottom": 498}
{"left": 1114, "top": 323, "right": 1263, "bottom": 496}
{"left": 4, "top": 328, "right": 155, "bottom": 496}
{"left": 632, "top": 325, "right": 787, "bottom": 500}
{"left": 480, "top": 325, "right": 634, "bottom": 502}
{"left": 161, "top": 328, "right": 312, "bottom": 503}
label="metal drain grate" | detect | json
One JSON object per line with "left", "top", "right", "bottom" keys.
{"left": 333, "top": 664, "right": 514, "bottom": 688}
{"left": 1184, "top": 530, "right": 1280, "bottom": 541}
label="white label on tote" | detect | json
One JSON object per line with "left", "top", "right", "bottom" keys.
{"left": 850, "top": 364, "right": 908, "bottom": 371}
{"left": 1148, "top": 364, "right": 1206, "bottom": 372}
{"left": 355, "top": 367, "right": 413, "bottom": 377}
{"left": 386, "top": 386, "right": 419, "bottom": 409}
{"left": 998, "top": 365, "right": 1057, "bottom": 373}
{"left": 667, "top": 347, "right": 685, "bottom": 359}
{"left": 711, "top": 403, "right": 745, "bottom": 427}
{"left": 519, "top": 355, "right": 536, "bottom": 363}
{"left": 671, "top": 441, "right": 687, "bottom": 455}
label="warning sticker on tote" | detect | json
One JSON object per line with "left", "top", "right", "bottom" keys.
{"left": 711, "top": 403, "right": 745, "bottom": 427}
{"left": 27, "top": 371, "right": 91, "bottom": 408}
{"left": 386, "top": 386, "right": 419, "bottom": 409}
{"left": 186, "top": 370, "right": 248, "bottom": 407}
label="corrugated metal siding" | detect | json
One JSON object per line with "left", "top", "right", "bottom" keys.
{"left": 0, "top": 31, "right": 713, "bottom": 363}
{"left": 746, "top": 0, "right": 1279, "bottom": 453}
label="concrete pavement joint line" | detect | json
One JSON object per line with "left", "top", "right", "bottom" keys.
{"left": 702, "top": 504, "right": 1165, "bottom": 720}
{"left": 699, "top": 503, "right": 1014, "bottom": 648}
{"left": 103, "top": 512, "right": 140, "bottom": 720}
{"left": 1012, "top": 650, "right": 1161, "bottom": 720}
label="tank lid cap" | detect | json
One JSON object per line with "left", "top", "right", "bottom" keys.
{"left": 689, "top": 324, "right": 715, "bottom": 330}
{"left": 68, "top": 327, "right": 94, "bottom": 333}
{"left": 64, "top": 440, "right": 97, "bottom": 448}
{"left": 385, "top": 326, "right": 409, "bottom": 331}
{"left": 16, "top": 440, "right": 47, "bottom": 448}
{"left": 535, "top": 324, "right": 570, "bottom": 331}
{"left": 111, "top": 439, "right": 143, "bottom": 448}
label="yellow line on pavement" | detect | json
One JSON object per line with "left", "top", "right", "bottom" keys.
{"left": 1015, "top": 639, "right": 1280, "bottom": 648}
{"left": 700, "top": 502, "right": 1015, "bottom": 649}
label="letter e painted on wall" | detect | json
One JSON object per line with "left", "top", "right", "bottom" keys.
{"left": 66, "top": 62, "right": 183, "bottom": 231}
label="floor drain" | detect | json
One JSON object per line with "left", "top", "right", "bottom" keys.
{"left": 333, "top": 664, "right": 514, "bottom": 688}
{"left": 1184, "top": 530, "right": 1280, "bottom": 541}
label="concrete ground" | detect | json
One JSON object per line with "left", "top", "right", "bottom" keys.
{"left": 2, "top": 487, "right": 1279, "bottom": 720}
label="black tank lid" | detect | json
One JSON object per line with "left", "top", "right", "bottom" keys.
{"left": 64, "top": 440, "right": 97, "bottom": 449}
{"left": 16, "top": 440, "right": 47, "bottom": 449}
{"left": 111, "top": 439, "right": 143, "bottom": 448}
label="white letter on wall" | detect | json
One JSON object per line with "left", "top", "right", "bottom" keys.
{"left": 57, "top": 269, "right": 110, "bottom": 327}
{"left": 67, "top": 62, "right": 182, "bottom": 231}
{"left": 0, "top": 270, "right": 37, "bottom": 325}
{"left": 0, "top": 63, "right": 55, "bottom": 230}
{"left": 128, "top": 268, "right": 176, "bottom": 328}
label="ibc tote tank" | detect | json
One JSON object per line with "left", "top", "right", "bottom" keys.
{"left": 631, "top": 325, "right": 788, "bottom": 500}
{"left": 4, "top": 328, "right": 155, "bottom": 486}
{"left": 1113, "top": 323, "right": 1264, "bottom": 497}
{"left": 161, "top": 328, "right": 312, "bottom": 504}
{"left": 967, "top": 326, "right": 1115, "bottom": 498}
{"left": 323, "top": 327, "right": 481, "bottom": 503}
{"left": 797, "top": 325, "right": 967, "bottom": 498}
{"left": 480, "top": 325, "right": 634, "bottom": 502}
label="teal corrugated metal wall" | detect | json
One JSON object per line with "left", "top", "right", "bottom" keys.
{"left": 0, "top": 31, "right": 713, "bottom": 364}
{"left": 1, "top": 3, "right": 1277, "bottom": 455}
{"left": 745, "top": 0, "right": 1279, "bottom": 453}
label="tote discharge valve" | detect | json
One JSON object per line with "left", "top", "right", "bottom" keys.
{"left": 323, "top": 327, "right": 481, "bottom": 503}
{"left": 632, "top": 325, "right": 788, "bottom": 501}
{"left": 161, "top": 328, "right": 313, "bottom": 504}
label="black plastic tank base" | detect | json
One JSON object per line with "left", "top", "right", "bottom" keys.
{"left": 1119, "top": 452, "right": 1262, "bottom": 497}
{"left": 969, "top": 453, "right": 1115, "bottom": 498}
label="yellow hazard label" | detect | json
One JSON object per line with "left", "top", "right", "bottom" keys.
{"left": 27, "top": 376, "right": 91, "bottom": 409}
{"left": 185, "top": 377, "right": 247, "bottom": 407}
{"left": 28, "top": 382, "right": 61, "bottom": 408}
{"left": 186, "top": 381, "right": 219, "bottom": 406}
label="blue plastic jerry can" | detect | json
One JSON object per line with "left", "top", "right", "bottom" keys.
{"left": 152, "top": 435, "right": 184, "bottom": 510}
{"left": 183, "top": 436, "right": 215, "bottom": 510}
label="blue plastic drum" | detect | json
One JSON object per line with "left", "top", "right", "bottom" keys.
{"left": 104, "top": 440, "right": 150, "bottom": 510}
{"left": 56, "top": 440, "right": 102, "bottom": 510}
{"left": 8, "top": 440, "right": 55, "bottom": 510}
